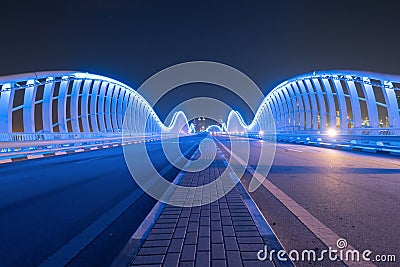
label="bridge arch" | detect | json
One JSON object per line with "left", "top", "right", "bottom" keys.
{"left": 0, "top": 71, "right": 190, "bottom": 139}
{"left": 223, "top": 70, "right": 400, "bottom": 136}
{"left": 264, "top": 71, "right": 400, "bottom": 133}
{"left": 2, "top": 70, "right": 400, "bottom": 140}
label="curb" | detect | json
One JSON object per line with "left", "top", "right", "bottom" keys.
{"left": 111, "top": 143, "right": 201, "bottom": 267}
{"left": 216, "top": 143, "right": 294, "bottom": 267}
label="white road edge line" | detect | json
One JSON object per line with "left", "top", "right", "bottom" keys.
{"left": 216, "top": 148, "right": 276, "bottom": 237}
{"left": 217, "top": 140, "right": 375, "bottom": 267}
{"left": 40, "top": 140, "right": 200, "bottom": 267}
{"left": 214, "top": 146, "right": 294, "bottom": 266}
{"left": 39, "top": 187, "right": 145, "bottom": 267}
{"left": 111, "top": 144, "right": 200, "bottom": 267}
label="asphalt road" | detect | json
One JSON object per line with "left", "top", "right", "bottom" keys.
{"left": 217, "top": 137, "right": 399, "bottom": 267}
{"left": 1, "top": 135, "right": 399, "bottom": 267}
{"left": 0, "top": 135, "right": 204, "bottom": 267}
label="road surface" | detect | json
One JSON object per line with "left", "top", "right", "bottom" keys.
{"left": 0, "top": 135, "right": 204, "bottom": 267}
{"left": 1, "top": 134, "right": 398, "bottom": 267}
{"left": 217, "top": 136, "right": 399, "bottom": 266}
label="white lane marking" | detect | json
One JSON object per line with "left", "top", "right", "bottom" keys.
{"left": 130, "top": 149, "right": 197, "bottom": 239}
{"left": 111, "top": 142, "right": 201, "bottom": 266}
{"left": 286, "top": 148, "right": 303, "bottom": 153}
{"left": 74, "top": 157, "right": 104, "bottom": 164}
{"left": 218, "top": 141, "right": 375, "bottom": 267}
{"left": 39, "top": 188, "right": 144, "bottom": 267}
{"left": 216, "top": 149, "right": 277, "bottom": 237}
{"left": 41, "top": 140, "right": 200, "bottom": 267}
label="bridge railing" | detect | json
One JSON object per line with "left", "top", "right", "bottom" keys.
{"left": 0, "top": 71, "right": 194, "bottom": 162}
{"left": 0, "top": 132, "right": 124, "bottom": 142}
{"left": 273, "top": 128, "right": 400, "bottom": 154}
{"left": 224, "top": 128, "right": 400, "bottom": 155}
{"left": 0, "top": 132, "right": 186, "bottom": 161}
{"left": 273, "top": 127, "right": 400, "bottom": 136}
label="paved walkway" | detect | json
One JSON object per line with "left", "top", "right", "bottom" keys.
{"left": 121, "top": 148, "right": 292, "bottom": 267}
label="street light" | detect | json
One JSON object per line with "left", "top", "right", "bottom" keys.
{"left": 327, "top": 128, "right": 337, "bottom": 137}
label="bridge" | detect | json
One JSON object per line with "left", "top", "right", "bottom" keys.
{"left": 0, "top": 71, "right": 194, "bottom": 162}
{"left": 0, "top": 70, "right": 398, "bottom": 266}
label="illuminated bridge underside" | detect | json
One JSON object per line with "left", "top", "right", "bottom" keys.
{"left": 0, "top": 71, "right": 189, "bottom": 141}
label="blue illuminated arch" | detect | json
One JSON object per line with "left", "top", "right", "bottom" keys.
{"left": 0, "top": 71, "right": 190, "bottom": 137}
{"left": 223, "top": 70, "right": 400, "bottom": 136}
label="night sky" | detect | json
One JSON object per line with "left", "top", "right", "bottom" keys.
{"left": 1, "top": 0, "right": 400, "bottom": 122}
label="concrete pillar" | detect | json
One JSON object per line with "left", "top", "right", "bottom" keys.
{"left": 70, "top": 80, "right": 82, "bottom": 132}
{"left": 0, "top": 83, "right": 13, "bottom": 132}
{"left": 344, "top": 77, "right": 362, "bottom": 128}
{"left": 311, "top": 78, "right": 328, "bottom": 129}
{"left": 97, "top": 82, "right": 109, "bottom": 132}
{"left": 89, "top": 80, "right": 101, "bottom": 132}
{"left": 303, "top": 79, "right": 320, "bottom": 130}
{"left": 320, "top": 78, "right": 337, "bottom": 129}
{"left": 289, "top": 82, "right": 305, "bottom": 130}
{"left": 360, "top": 78, "right": 379, "bottom": 128}
{"left": 42, "top": 77, "right": 55, "bottom": 133}
{"left": 295, "top": 81, "right": 312, "bottom": 130}
{"left": 57, "top": 78, "right": 70, "bottom": 133}
{"left": 80, "top": 79, "right": 93, "bottom": 132}
{"left": 383, "top": 81, "right": 400, "bottom": 127}
{"left": 332, "top": 78, "right": 348, "bottom": 129}
{"left": 22, "top": 79, "right": 38, "bottom": 133}
{"left": 105, "top": 84, "right": 115, "bottom": 132}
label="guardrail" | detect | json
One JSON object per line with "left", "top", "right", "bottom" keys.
{"left": 274, "top": 127, "right": 400, "bottom": 136}
{"left": 274, "top": 128, "right": 400, "bottom": 147}
{"left": 0, "top": 132, "right": 189, "bottom": 163}
{"left": 222, "top": 128, "right": 400, "bottom": 156}
{"left": 0, "top": 132, "right": 168, "bottom": 142}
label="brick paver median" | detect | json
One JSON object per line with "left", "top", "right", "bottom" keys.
{"left": 128, "top": 147, "right": 291, "bottom": 267}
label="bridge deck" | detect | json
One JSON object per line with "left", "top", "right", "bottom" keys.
{"left": 120, "top": 148, "right": 292, "bottom": 267}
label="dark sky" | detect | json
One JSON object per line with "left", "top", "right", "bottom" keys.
{"left": 1, "top": 0, "right": 400, "bottom": 122}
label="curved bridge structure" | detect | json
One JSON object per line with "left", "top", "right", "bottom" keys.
{"left": 224, "top": 70, "right": 400, "bottom": 149}
{"left": 1, "top": 70, "right": 400, "bottom": 158}
{"left": 262, "top": 70, "right": 400, "bottom": 132}
{"left": 0, "top": 71, "right": 190, "bottom": 141}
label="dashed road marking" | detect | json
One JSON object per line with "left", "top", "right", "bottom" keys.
{"left": 286, "top": 148, "right": 303, "bottom": 153}
{"left": 39, "top": 187, "right": 145, "bottom": 267}
{"left": 41, "top": 139, "right": 200, "bottom": 267}
{"left": 217, "top": 140, "right": 375, "bottom": 267}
